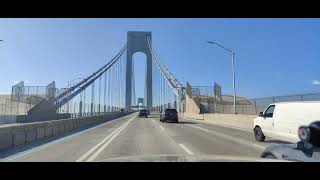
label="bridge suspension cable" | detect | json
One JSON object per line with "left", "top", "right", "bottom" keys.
{"left": 28, "top": 43, "right": 128, "bottom": 119}
{"left": 147, "top": 37, "right": 185, "bottom": 112}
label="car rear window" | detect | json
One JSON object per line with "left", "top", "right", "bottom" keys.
{"left": 140, "top": 110, "right": 146, "bottom": 113}
{"left": 165, "top": 109, "right": 177, "bottom": 113}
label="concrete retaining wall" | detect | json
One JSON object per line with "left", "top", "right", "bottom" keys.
{"left": 183, "top": 113, "right": 204, "bottom": 120}
{"left": 0, "top": 112, "right": 132, "bottom": 151}
{"left": 182, "top": 113, "right": 257, "bottom": 131}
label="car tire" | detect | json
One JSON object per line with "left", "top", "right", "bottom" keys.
{"left": 254, "top": 127, "right": 265, "bottom": 142}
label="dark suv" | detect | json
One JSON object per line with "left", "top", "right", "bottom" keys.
{"left": 139, "top": 109, "right": 148, "bottom": 118}
{"left": 160, "top": 109, "right": 178, "bottom": 123}
{"left": 261, "top": 121, "right": 320, "bottom": 161}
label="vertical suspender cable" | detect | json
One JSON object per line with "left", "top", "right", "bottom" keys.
{"left": 99, "top": 76, "right": 101, "bottom": 114}
{"left": 108, "top": 67, "right": 111, "bottom": 112}
{"left": 83, "top": 88, "right": 86, "bottom": 116}
{"left": 104, "top": 71, "right": 106, "bottom": 113}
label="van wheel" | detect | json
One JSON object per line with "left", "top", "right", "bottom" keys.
{"left": 254, "top": 127, "right": 265, "bottom": 142}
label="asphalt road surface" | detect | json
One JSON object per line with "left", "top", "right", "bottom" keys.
{"left": 0, "top": 112, "right": 288, "bottom": 162}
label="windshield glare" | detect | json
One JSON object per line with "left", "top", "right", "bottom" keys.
{"left": 0, "top": 18, "right": 318, "bottom": 162}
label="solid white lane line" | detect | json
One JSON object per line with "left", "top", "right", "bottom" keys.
{"left": 159, "top": 126, "right": 165, "bottom": 131}
{"left": 182, "top": 118, "right": 252, "bottom": 133}
{"left": 76, "top": 121, "right": 127, "bottom": 162}
{"left": 2, "top": 114, "right": 134, "bottom": 162}
{"left": 85, "top": 114, "right": 137, "bottom": 162}
{"left": 76, "top": 113, "right": 137, "bottom": 162}
{"left": 187, "top": 125, "right": 265, "bottom": 150}
{"left": 179, "top": 144, "right": 194, "bottom": 155}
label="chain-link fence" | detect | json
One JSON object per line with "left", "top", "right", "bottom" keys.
{"left": 0, "top": 81, "right": 68, "bottom": 116}
{"left": 208, "top": 93, "right": 320, "bottom": 115}
{"left": 191, "top": 86, "right": 214, "bottom": 97}
{"left": 246, "top": 93, "right": 320, "bottom": 114}
{"left": 188, "top": 85, "right": 320, "bottom": 115}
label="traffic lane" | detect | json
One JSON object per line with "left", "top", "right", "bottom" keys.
{"left": 150, "top": 117, "right": 264, "bottom": 157}
{"left": 93, "top": 115, "right": 186, "bottom": 161}
{"left": 3, "top": 113, "right": 137, "bottom": 162}
{"left": 182, "top": 118, "right": 267, "bottom": 147}
{"left": 180, "top": 117, "right": 293, "bottom": 146}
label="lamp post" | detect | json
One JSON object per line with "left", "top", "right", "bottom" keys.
{"left": 207, "top": 41, "right": 237, "bottom": 114}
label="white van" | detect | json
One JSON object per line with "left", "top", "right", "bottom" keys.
{"left": 253, "top": 102, "right": 320, "bottom": 143}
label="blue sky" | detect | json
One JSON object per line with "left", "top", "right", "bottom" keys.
{"left": 0, "top": 18, "right": 319, "bottom": 98}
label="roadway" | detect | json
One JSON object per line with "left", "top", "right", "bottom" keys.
{"left": 0, "top": 112, "right": 285, "bottom": 162}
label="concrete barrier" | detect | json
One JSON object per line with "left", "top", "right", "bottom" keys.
{"left": 52, "top": 123, "right": 59, "bottom": 136}
{"left": 12, "top": 128, "right": 26, "bottom": 146}
{"left": 0, "top": 128, "right": 13, "bottom": 150}
{"left": 183, "top": 113, "right": 257, "bottom": 131}
{"left": 45, "top": 123, "right": 53, "bottom": 138}
{"left": 25, "top": 127, "right": 37, "bottom": 142}
{"left": 68, "top": 120, "right": 74, "bottom": 131}
{"left": 36, "top": 126, "right": 45, "bottom": 139}
{"left": 75, "top": 119, "right": 80, "bottom": 129}
{"left": 64, "top": 121, "right": 71, "bottom": 133}
{"left": 183, "top": 113, "right": 204, "bottom": 120}
{"left": 0, "top": 112, "right": 132, "bottom": 151}
{"left": 57, "top": 121, "right": 65, "bottom": 135}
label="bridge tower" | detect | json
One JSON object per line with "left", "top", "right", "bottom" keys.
{"left": 125, "top": 31, "right": 152, "bottom": 110}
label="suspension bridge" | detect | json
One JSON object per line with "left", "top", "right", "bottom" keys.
{"left": 20, "top": 31, "right": 185, "bottom": 122}
{"left": 0, "top": 31, "right": 282, "bottom": 162}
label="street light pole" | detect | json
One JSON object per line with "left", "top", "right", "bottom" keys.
{"left": 207, "top": 41, "right": 237, "bottom": 114}
{"left": 231, "top": 52, "right": 236, "bottom": 114}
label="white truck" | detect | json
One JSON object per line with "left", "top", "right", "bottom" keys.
{"left": 253, "top": 102, "right": 320, "bottom": 143}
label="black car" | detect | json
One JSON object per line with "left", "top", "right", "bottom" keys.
{"left": 139, "top": 110, "right": 148, "bottom": 118}
{"left": 160, "top": 109, "right": 178, "bottom": 123}
{"left": 261, "top": 121, "right": 320, "bottom": 161}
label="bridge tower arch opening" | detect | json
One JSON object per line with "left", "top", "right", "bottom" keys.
{"left": 125, "top": 31, "right": 152, "bottom": 110}
{"left": 132, "top": 52, "right": 147, "bottom": 107}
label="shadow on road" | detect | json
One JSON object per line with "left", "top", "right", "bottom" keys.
{"left": 264, "top": 139, "right": 292, "bottom": 145}
{"left": 176, "top": 121, "right": 198, "bottom": 125}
